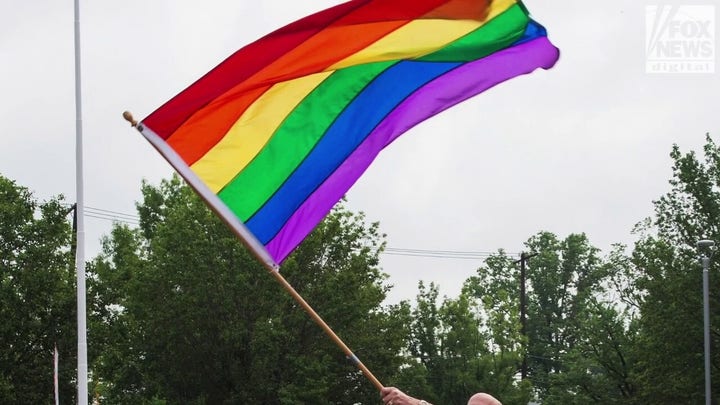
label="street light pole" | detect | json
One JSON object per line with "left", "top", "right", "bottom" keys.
{"left": 698, "top": 239, "right": 715, "bottom": 405}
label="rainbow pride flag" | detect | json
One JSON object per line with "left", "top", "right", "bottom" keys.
{"left": 138, "top": 0, "right": 559, "bottom": 266}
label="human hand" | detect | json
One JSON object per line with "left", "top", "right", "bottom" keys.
{"left": 380, "top": 386, "right": 424, "bottom": 405}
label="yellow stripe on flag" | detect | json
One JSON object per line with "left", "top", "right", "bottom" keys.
{"left": 329, "top": 0, "right": 514, "bottom": 69}
{"left": 191, "top": 71, "right": 332, "bottom": 193}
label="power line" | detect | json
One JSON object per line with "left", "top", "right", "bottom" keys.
{"left": 67, "top": 204, "right": 516, "bottom": 260}
{"left": 384, "top": 247, "right": 519, "bottom": 259}
{"left": 385, "top": 247, "right": 500, "bottom": 255}
{"left": 85, "top": 206, "right": 139, "bottom": 221}
{"left": 84, "top": 212, "right": 139, "bottom": 225}
{"left": 62, "top": 204, "right": 139, "bottom": 225}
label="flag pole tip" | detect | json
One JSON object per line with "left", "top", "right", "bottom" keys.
{"left": 122, "top": 111, "right": 138, "bottom": 127}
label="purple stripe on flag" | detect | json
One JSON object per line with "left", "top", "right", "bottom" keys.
{"left": 266, "top": 36, "right": 559, "bottom": 263}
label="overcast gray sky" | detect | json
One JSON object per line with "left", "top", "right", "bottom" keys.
{"left": 1, "top": 0, "right": 718, "bottom": 304}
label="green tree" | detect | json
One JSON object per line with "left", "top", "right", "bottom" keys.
{"left": 399, "top": 281, "right": 531, "bottom": 405}
{"left": 522, "top": 232, "right": 606, "bottom": 387}
{"left": 90, "top": 176, "right": 408, "bottom": 404}
{"left": 543, "top": 299, "right": 638, "bottom": 404}
{"left": 0, "top": 175, "right": 77, "bottom": 404}
{"left": 465, "top": 233, "right": 637, "bottom": 403}
{"left": 631, "top": 135, "right": 720, "bottom": 403}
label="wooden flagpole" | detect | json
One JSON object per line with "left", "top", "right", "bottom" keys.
{"left": 123, "top": 112, "right": 384, "bottom": 392}
{"left": 266, "top": 266, "right": 384, "bottom": 391}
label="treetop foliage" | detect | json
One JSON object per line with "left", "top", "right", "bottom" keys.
{"left": 3, "top": 134, "right": 720, "bottom": 404}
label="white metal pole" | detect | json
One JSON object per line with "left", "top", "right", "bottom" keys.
{"left": 74, "top": 0, "right": 89, "bottom": 403}
{"left": 703, "top": 255, "right": 711, "bottom": 405}
{"left": 54, "top": 344, "right": 60, "bottom": 405}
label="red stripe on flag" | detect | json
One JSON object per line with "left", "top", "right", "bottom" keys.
{"left": 142, "top": 0, "right": 452, "bottom": 143}
{"left": 143, "top": 0, "right": 372, "bottom": 139}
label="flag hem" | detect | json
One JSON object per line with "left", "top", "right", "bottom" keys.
{"left": 138, "top": 123, "right": 279, "bottom": 269}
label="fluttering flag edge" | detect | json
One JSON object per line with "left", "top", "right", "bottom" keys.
{"left": 265, "top": 34, "right": 559, "bottom": 263}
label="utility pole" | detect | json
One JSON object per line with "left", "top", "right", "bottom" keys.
{"left": 517, "top": 252, "right": 537, "bottom": 380}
